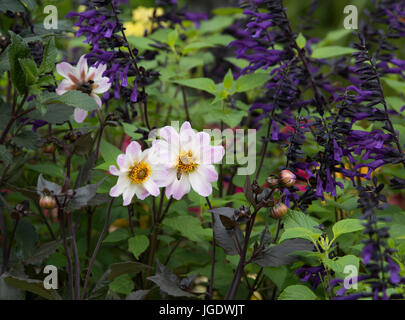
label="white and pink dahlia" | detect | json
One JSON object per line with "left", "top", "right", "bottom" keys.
{"left": 109, "top": 141, "right": 168, "bottom": 206}
{"left": 55, "top": 55, "right": 111, "bottom": 123}
{"left": 157, "top": 122, "right": 225, "bottom": 200}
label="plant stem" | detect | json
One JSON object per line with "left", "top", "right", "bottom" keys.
{"left": 81, "top": 197, "right": 115, "bottom": 299}
{"left": 205, "top": 197, "right": 216, "bottom": 299}
{"left": 68, "top": 213, "right": 81, "bottom": 300}
{"left": 3, "top": 217, "right": 19, "bottom": 273}
{"left": 58, "top": 209, "right": 74, "bottom": 300}
{"left": 0, "top": 206, "right": 7, "bottom": 275}
{"left": 181, "top": 86, "right": 191, "bottom": 124}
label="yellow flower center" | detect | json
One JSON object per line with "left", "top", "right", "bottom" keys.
{"left": 177, "top": 151, "right": 198, "bottom": 176}
{"left": 128, "top": 161, "right": 151, "bottom": 184}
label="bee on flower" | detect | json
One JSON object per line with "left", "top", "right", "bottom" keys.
{"left": 55, "top": 55, "right": 111, "bottom": 123}
{"left": 157, "top": 122, "right": 225, "bottom": 200}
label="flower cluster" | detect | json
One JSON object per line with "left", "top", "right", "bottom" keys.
{"left": 109, "top": 122, "right": 224, "bottom": 205}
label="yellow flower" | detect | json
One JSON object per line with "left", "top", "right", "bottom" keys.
{"left": 124, "top": 6, "right": 164, "bottom": 37}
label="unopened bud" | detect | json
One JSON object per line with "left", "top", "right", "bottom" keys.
{"left": 39, "top": 196, "right": 57, "bottom": 209}
{"left": 42, "top": 144, "right": 56, "bottom": 153}
{"left": 266, "top": 176, "right": 279, "bottom": 188}
{"left": 279, "top": 170, "right": 296, "bottom": 188}
{"left": 270, "top": 202, "right": 288, "bottom": 219}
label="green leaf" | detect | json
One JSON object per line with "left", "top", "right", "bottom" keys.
{"left": 39, "top": 37, "right": 57, "bottom": 74}
{"left": 0, "top": 47, "right": 10, "bottom": 74}
{"left": 235, "top": 72, "right": 268, "bottom": 92}
{"left": 15, "top": 218, "right": 38, "bottom": 259}
{"left": 278, "top": 285, "right": 317, "bottom": 300}
{"left": 283, "top": 210, "right": 320, "bottom": 231}
{"left": 382, "top": 78, "right": 405, "bottom": 93}
{"left": 173, "top": 78, "right": 217, "bottom": 95}
{"left": 322, "top": 255, "right": 359, "bottom": 276}
{"left": 316, "top": 29, "right": 352, "bottom": 47}
{"left": 122, "top": 123, "right": 143, "bottom": 139}
{"left": 109, "top": 274, "right": 134, "bottom": 295}
{"left": 47, "top": 91, "right": 99, "bottom": 111}
{"left": 108, "top": 262, "right": 151, "bottom": 281}
{"left": 24, "top": 240, "right": 63, "bottom": 265}
{"left": 103, "top": 229, "right": 130, "bottom": 243}
{"left": 98, "top": 139, "right": 122, "bottom": 169}
{"left": 19, "top": 58, "right": 38, "bottom": 84}
{"left": 223, "top": 69, "right": 234, "bottom": 91}
{"left": 4, "top": 276, "right": 59, "bottom": 300}
{"left": 311, "top": 46, "right": 357, "bottom": 59}
{"left": 0, "top": 0, "right": 25, "bottom": 12}
{"left": 332, "top": 219, "right": 364, "bottom": 239}
{"left": 163, "top": 216, "right": 211, "bottom": 242}
{"left": 199, "top": 16, "right": 234, "bottom": 34}
{"left": 296, "top": 33, "right": 307, "bottom": 49}
{"left": 279, "top": 227, "right": 321, "bottom": 244}
{"left": 128, "top": 235, "right": 150, "bottom": 259}
{"left": 12, "top": 130, "right": 40, "bottom": 150}
{"left": 167, "top": 29, "right": 178, "bottom": 48}
{"left": 0, "top": 145, "right": 12, "bottom": 166}
{"left": 386, "top": 96, "right": 405, "bottom": 113}
{"left": 8, "top": 31, "right": 31, "bottom": 93}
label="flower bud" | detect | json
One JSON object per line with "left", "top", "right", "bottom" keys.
{"left": 279, "top": 170, "right": 296, "bottom": 188}
{"left": 42, "top": 144, "right": 56, "bottom": 153}
{"left": 266, "top": 176, "right": 279, "bottom": 188}
{"left": 270, "top": 202, "right": 288, "bottom": 219}
{"left": 39, "top": 196, "right": 57, "bottom": 209}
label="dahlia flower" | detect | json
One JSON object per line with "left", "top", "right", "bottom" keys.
{"left": 55, "top": 55, "right": 111, "bottom": 123}
{"left": 157, "top": 122, "right": 224, "bottom": 200}
{"left": 109, "top": 141, "right": 168, "bottom": 205}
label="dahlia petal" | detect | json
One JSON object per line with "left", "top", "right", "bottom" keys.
{"left": 189, "top": 170, "right": 212, "bottom": 197}
{"left": 166, "top": 175, "right": 190, "bottom": 200}
{"left": 126, "top": 141, "right": 141, "bottom": 162}
{"left": 202, "top": 146, "right": 225, "bottom": 164}
{"left": 123, "top": 186, "right": 137, "bottom": 206}
{"left": 134, "top": 185, "right": 150, "bottom": 200}
{"left": 73, "top": 108, "right": 88, "bottom": 123}
{"left": 109, "top": 165, "right": 121, "bottom": 176}
{"left": 143, "top": 179, "right": 160, "bottom": 197}
{"left": 77, "top": 55, "right": 88, "bottom": 79}
{"left": 56, "top": 62, "right": 74, "bottom": 79}
{"left": 55, "top": 79, "right": 74, "bottom": 95}
{"left": 93, "top": 77, "right": 111, "bottom": 94}
{"left": 91, "top": 94, "right": 102, "bottom": 107}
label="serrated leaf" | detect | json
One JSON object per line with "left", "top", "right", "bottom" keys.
{"left": 162, "top": 215, "right": 211, "bottom": 242}
{"left": 109, "top": 274, "right": 134, "bottom": 295}
{"left": 332, "top": 219, "right": 364, "bottom": 239}
{"left": 47, "top": 91, "right": 99, "bottom": 111}
{"left": 235, "top": 73, "right": 268, "bottom": 92}
{"left": 253, "top": 239, "right": 313, "bottom": 267}
{"left": 39, "top": 37, "right": 57, "bottom": 73}
{"left": 8, "top": 31, "right": 31, "bottom": 93}
{"left": 19, "top": 57, "right": 38, "bottom": 84}
{"left": 24, "top": 240, "right": 62, "bottom": 265}
{"left": 11, "top": 130, "right": 40, "bottom": 150}
{"left": 4, "top": 275, "right": 58, "bottom": 300}
{"left": 0, "top": 145, "right": 12, "bottom": 166}
{"left": 279, "top": 227, "right": 321, "bottom": 244}
{"left": 278, "top": 285, "right": 317, "bottom": 300}
{"left": 128, "top": 235, "right": 149, "bottom": 259}
{"left": 173, "top": 78, "right": 217, "bottom": 95}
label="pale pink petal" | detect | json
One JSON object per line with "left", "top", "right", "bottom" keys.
{"left": 91, "top": 94, "right": 102, "bottom": 107}
{"left": 117, "top": 154, "right": 127, "bottom": 169}
{"left": 93, "top": 63, "right": 107, "bottom": 80}
{"left": 109, "top": 177, "right": 130, "bottom": 197}
{"left": 73, "top": 108, "right": 88, "bottom": 123}
{"left": 77, "top": 55, "right": 88, "bottom": 80}
{"left": 160, "top": 126, "right": 179, "bottom": 145}
{"left": 180, "top": 121, "right": 192, "bottom": 133}
{"left": 166, "top": 175, "right": 190, "bottom": 200}
{"left": 202, "top": 145, "right": 225, "bottom": 164}
{"left": 196, "top": 131, "right": 211, "bottom": 146}
{"left": 143, "top": 179, "right": 160, "bottom": 197}
{"left": 93, "top": 78, "right": 111, "bottom": 94}
{"left": 56, "top": 62, "right": 74, "bottom": 79}
{"left": 55, "top": 79, "right": 74, "bottom": 95}
{"left": 125, "top": 141, "right": 141, "bottom": 163}
{"left": 134, "top": 185, "right": 150, "bottom": 200}
{"left": 189, "top": 170, "right": 212, "bottom": 197}
{"left": 199, "top": 164, "right": 218, "bottom": 183}
{"left": 123, "top": 186, "right": 137, "bottom": 206}
{"left": 109, "top": 165, "right": 121, "bottom": 176}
